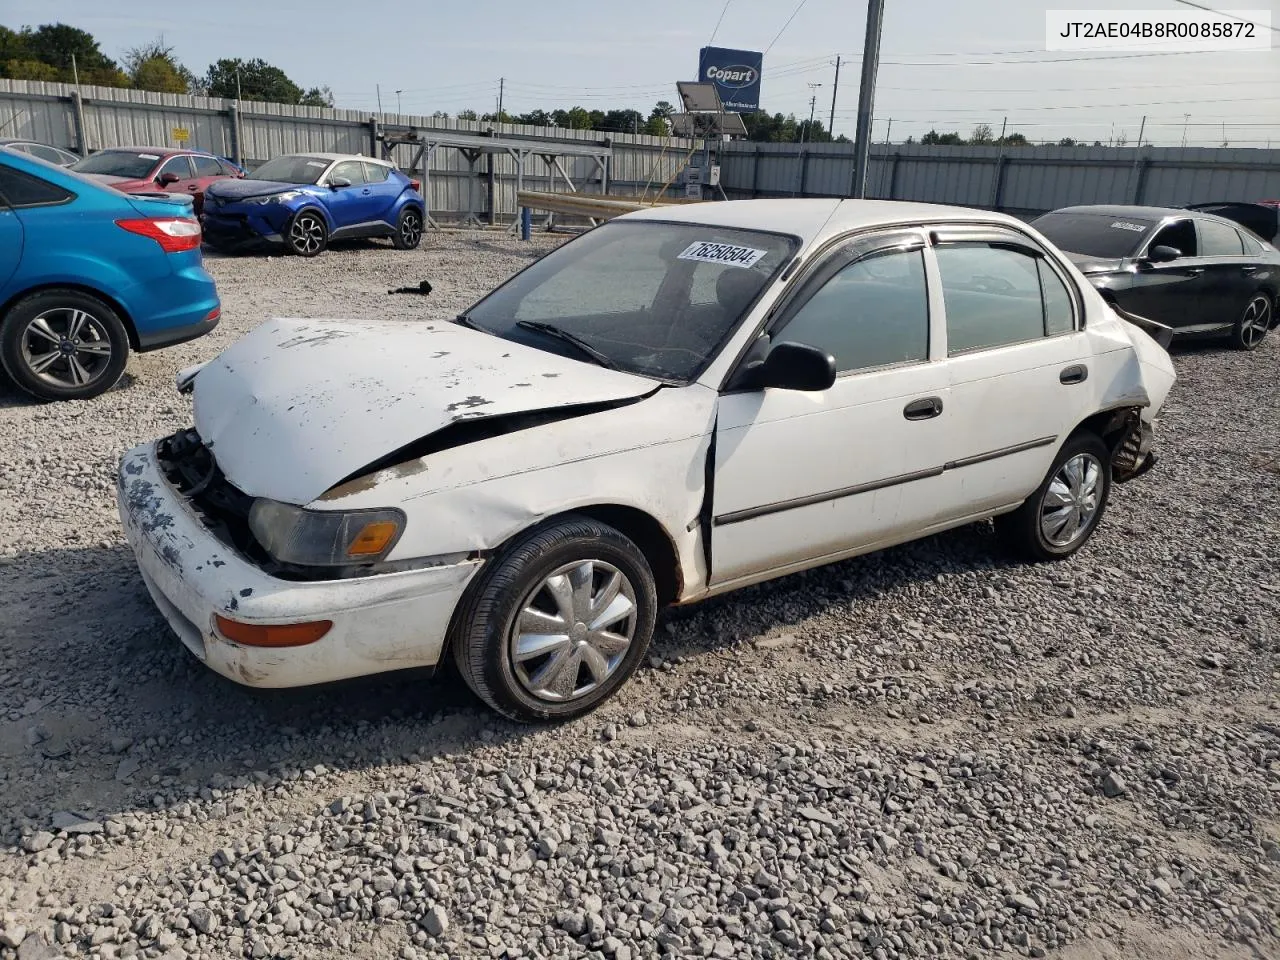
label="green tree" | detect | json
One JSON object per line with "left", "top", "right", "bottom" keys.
{"left": 204, "top": 57, "right": 303, "bottom": 103}
{"left": 517, "top": 109, "right": 551, "bottom": 126}
{"left": 4, "top": 58, "right": 60, "bottom": 81}
{"left": 1056, "top": 137, "right": 1078, "bottom": 147}
{"left": 456, "top": 109, "right": 478, "bottom": 121}
{"left": 969, "top": 123, "right": 995, "bottom": 145}
{"left": 1001, "top": 131, "right": 1029, "bottom": 147}
{"left": 921, "top": 129, "right": 965, "bottom": 145}
{"left": 300, "top": 85, "right": 334, "bottom": 107}
{"left": 124, "top": 39, "right": 195, "bottom": 93}
{"left": 599, "top": 109, "right": 643, "bottom": 134}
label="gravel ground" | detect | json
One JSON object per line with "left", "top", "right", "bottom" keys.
{"left": 0, "top": 231, "right": 1278, "bottom": 960}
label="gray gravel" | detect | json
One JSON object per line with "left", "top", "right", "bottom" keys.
{"left": 1, "top": 231, "right": 1278, "bottom": 960}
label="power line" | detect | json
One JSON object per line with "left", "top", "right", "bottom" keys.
{"left": 707, "top": 0, "right": 732, "bottom": 46}
{"left": 764, "top": 0, "right": 811, "bottom": 56}
{"left": 1168, "top": 0, "right": 1280, "bottom": 32}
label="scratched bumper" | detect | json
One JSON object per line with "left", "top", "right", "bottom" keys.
{"left": 115, "top": 442, "right": 481, "bottom": 688}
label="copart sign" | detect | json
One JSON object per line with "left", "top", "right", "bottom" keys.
{"left": 698, "top": 46, "right": 763, "bottom": 114}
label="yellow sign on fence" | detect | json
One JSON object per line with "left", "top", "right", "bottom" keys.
{"left": 171, "top": 127, "right": 190, "bottom": 143}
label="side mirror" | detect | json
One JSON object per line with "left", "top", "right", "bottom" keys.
{"left": 760, "top": 341, "right": 836, "bottom": 392}
{"left": 1145, "top": 244, "right": 1181, "bottom": 264}
{"left": 329, "top": 176, "right": 352, "bottom": 189}
{"left": 158, "top": 172, "right": 180, "bottom": 185}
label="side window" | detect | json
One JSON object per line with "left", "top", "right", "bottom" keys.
{"left": 1147, "top": 219, "right": 1197, "bottom": 258}
{"left": 774, "top": 247, "right": 929, "bottom": 374}
{"left": 1038, "top": 260, "right": 1075, "bottom": 336}
{"left": 216, "top": 158, "right": 242, "bottom": 176}
{"left": 191, "top": 155, "right": 223, "bottom": 178}
{"left": 0, "top": 165, "right": 75, "bottom": 208}
{"left": 158, "top": 156, "right": 193, "bottom": 180}
{"left": 30, "top": 145, "right": 66, "bottom": 164}
{"left": 363, "top": 162, "right": 391, "bottom": 182}
{"left": 329, "top": 160, "right": 366, "bottom": 184}
{"left": 1238, "top": 229, "right": 1263, "bottom": 255}
{"left": 935, "top": 244, "right": 1046, "bottom": 353}
{"left": 1197, "top": 219, "right": 1244, "bottom": 256}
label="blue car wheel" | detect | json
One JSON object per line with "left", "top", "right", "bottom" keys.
{"left": 0, "top": 289, "right": 130, "bottom": 401}
{"left": 286, "top": 208, "right": 328, "bottom": 257}
{"left": 393, "top": 206, "right": 424, "bottom": 251}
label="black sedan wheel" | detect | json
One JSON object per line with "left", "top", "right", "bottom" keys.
{"left": 1230, "top": 293, "right": 1272, "bottom": 350}
{"left": 0, "top": 290, "right": 129, "bottom": 401}
{"left": 393, "top": 207, "right": 424, "bottom": 250}
{"left": 286, "top": 210, "right": 327, "bottom": 257}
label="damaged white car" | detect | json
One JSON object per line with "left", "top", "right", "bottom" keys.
{"left": 117, "top": 199, "right": 1175, "bottom": 721}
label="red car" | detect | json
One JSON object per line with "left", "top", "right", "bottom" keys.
{"left": 70, "top": 147, "right": 243, "bottom": 216}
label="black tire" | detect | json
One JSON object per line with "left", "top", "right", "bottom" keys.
{"left": 450, "top": 515, "right": 657, "bottom": 722}
{"left": 995, "top": 432, "right": 1112, "bottom": 562}
{"left": 0, "top": 289, "right": 129, "bottom": 401}
{"left": 286, "top": 209, "right": 327, "bottom": 257}
{"left": 1228, "top": 292, "right": 1272, "bottom": 350}
{"left": 393, "top": 206, "right": 424, "bottom": 250}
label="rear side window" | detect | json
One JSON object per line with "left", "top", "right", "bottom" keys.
{"left": 216, "top": 158, "right": 241, "bottom": 176}
{"left": 936, "top": 244, "right": 1048, "bottom": 353}
{"left": 363, "top": 162, "right": 391, "bottom": 182}
{"left": 192, "top": 155, "right": 223, "bottom": 178}
{"left": 1197, "top": 219, "right": 1244, "bottom": 256}
{"left": 1038, "top": 260, "right": 1075, "bottom": 335}
{"left": 1239, "top": 230, "right": 1263, "bottom": 254}
{"left": 0, "top": 165, "right": 74, "bottom": 208}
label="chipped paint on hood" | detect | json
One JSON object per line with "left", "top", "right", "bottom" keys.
{"left": 192, "top": 317, "right": 658, "bottom": 505}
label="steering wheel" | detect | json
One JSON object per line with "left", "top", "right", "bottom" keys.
{"left": 970, "top": 274, "right": 1017, "bottom": 294}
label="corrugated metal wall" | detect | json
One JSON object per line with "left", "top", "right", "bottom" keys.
{"left": 0, "top": 79, "right": 696, "bottom": 221}
{"left": 719, "top": 141, "right": 1280, "bottom": 213}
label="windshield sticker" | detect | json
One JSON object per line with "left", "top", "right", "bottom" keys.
{"left": 1110, "top": 221, "right": 1147, "bottom": 232}
{"left": 138, "top": 153, "right": 160, "bottom": 160}
{"left": 677, "top": 241, "right": 767, "bottom": 269}
{"left": 306, "top": 160, "right": 327, "bottom": 168}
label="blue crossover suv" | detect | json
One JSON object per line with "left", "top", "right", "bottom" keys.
{"left": 202, "top": 153, "right": 426, "bottom": 257}
{"left": 0, "top": 148, "right": 220, "bottom": 401}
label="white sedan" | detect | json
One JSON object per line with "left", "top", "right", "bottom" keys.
{"left": 117, "top": 199, "right": 1175, "bottom": 721}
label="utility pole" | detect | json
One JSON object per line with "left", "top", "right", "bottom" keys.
{"left": 827, "top": 56, "right": 841, "bottom": 138}
{"left": 1136, "top": 115, "right": 1146, "bottom": 147}
{"left": 806, "top": 84, "right": 820, "bottom": 140}
{"left": 1181, "top": 113, "right": 1190, "bottom": 147}
{"left": 236, "top": 67, "right": 242, "bottom": 102}
{"left": 376, "top": 84, "right": 383, "bottom": 114}
{"left": 71, "top": 53, "right": 79, "bottom": 86}
{"left": 497, "top": 77, "right": 505, "bottom": 119}
{"left": 850, "top": 0, "right": 886, "bottom": 198}
{"left": 793, "top": 84, "right": 821, "bottom": 197}
{"left": 884, "top": 118, "right": 892, "bottom": 144}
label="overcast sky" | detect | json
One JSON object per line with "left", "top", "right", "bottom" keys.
{"left": 8, "top": 0, "right": 1280, "bottom": 146}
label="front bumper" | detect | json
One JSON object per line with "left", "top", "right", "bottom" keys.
{"left": 116, "top": 443, "right": 482, "bottom": 688}
{"left": 201, "top": 209, "right": 285, "bottom": 250}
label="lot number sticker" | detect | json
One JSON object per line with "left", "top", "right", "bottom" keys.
{"left": 1110, "top": 221, "right": 1147, "bottom": 232}
{"left": 678, "top": 241, "right": 767, "bottom": 269}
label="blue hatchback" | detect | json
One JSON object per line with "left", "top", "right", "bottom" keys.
{"left": 202, "top": 153, "right": 426, "bottom": 257}
{"left": 0, "top": 148, "right": 220, "bottom": 401}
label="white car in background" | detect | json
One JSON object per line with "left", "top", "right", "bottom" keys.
{"left": 117, "top": 199, "right": 1175, "bottom": 722}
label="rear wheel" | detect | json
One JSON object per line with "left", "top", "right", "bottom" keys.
{"left": 996, "top": 432, "right": 1111, "bottom": 562}
{"left": 450, "top": 515, "right": 657, "bottom": 722}
{"left": 393, "top": 207, "right": 424, "bottom": 250}
{"left": 1229, "top": 293, "right": 1272, "bottom": 350}
{"left": 286, "top": 209, "right": 327, "bottom": 257}
{"left": 0, "top": 290, "right": 129, "bottom": 401}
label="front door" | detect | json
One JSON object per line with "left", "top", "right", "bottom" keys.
{"left": 325, "top": 159, "right": 374, "bottom": 230}
{"left": 1119, "top": 217, "right": 1199, "bottom": 329}
{"left": 711, "top": 230, "right": 952, "bottom": 587}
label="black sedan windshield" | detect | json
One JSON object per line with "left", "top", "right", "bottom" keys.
{"left": 248, "top": 155, "right": 330, "bottom": 184}
{"left": 71, "top": 150, "right": 161, "bottom": 178}
{"left": 465, "top": 221, "right": 798, "bottom": 381}
{"left": 1032, "top": 212, "right": 1154, "bottom": 259}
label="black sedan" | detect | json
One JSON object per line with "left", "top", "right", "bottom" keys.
{"left": 1031, "top": 204, "right": 1280, "bottom": 350}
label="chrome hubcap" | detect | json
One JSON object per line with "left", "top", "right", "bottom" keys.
{"left": 290, "top": 215, "right": 324, "bottom": 254}
{"left": 509, "top": 559, "right": 636, "bottom": 703}
{"left": 1241, "top": 296, "right": 1271, "bottom": 347}
{"left": 20, "top": 308, "right": 114, "bottom": 388}
{"left": 1040, "top": 453, "right": 1102, "bottom": 547}
{"left": 401, "top": 213, "right": 421, "bottom": 246}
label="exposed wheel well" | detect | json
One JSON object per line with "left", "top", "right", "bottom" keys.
{"left": 557, "top": 505, "right": 683, "bottom": 607}
{"left": 1071, "top": 406, "right": 1138, "bottom": 454}
{"left": 0, "top": 283, "right": 139, "bottom": 350}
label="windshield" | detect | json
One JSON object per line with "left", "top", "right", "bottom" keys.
{"left": 71, "top": 150, "right": 161, "bottom": 179}
{"left": 465, "top": 220, "right": 798, "bottom": 381}
{"left": 249, "top": 155, "right": 330, "bottom": 184}
{"left": 1031, "top": 212, "right": 1154, "bottom": 259}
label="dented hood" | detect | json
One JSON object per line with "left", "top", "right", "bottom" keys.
{"left": 192, "top": 318, "right": 657, "bottom": 505}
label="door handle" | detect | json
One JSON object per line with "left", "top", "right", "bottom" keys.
{"left": 1242, "top": 265, "right": 1259, "bottom": 274}
{"left": 362, "top": 188, "right": 371, "bottom": 195}
{"left": 187, "top": 185, "right": 199, "bottom": 191}
{"left": 903, "top": 397, "right": 943, "bottom": 420}
{"left": 1060, "top": 364, "right": 1089, "bottom": 385}
{"left": 1186, "top": 267, "right": 1204, "bottom": 275}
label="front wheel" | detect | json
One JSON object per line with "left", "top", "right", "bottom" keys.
{"left": 393, "top": 207, "right": 424, "bottom": 250}
{"left": 1229, "top": 293, "right": 1272, "bottom": 350}
{"left": 286, "top": 209, "right": 327, "bottom": 257}
{"left": 995, "top": 432, "right": 1112, "bottom": 561}
{"left": 0, "top": 290, "right": 129, "bottom": 401}
{"left": 450, "top": 515, "right": 657, "bottom": 722}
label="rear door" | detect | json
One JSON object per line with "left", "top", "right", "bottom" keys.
{"left": 1190, "top": 217, "right": 1255, "bottom": 328}
{"left": 928, "top": 227, "right": 1097, "bottom": 517}
{"left": 361, "top": 161, "right": 401, "bottom": 224}
{"left": 188, "top": 154, "right": 230, "bottom": 215}
{"left": 0, "top": 168, "right": 25, "bottom": 289}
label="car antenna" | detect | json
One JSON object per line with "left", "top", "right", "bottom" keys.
{"left": 388, "top": 280, "right": 432, "bottom": 296}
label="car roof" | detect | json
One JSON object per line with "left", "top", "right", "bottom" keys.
{"left": 277, "top": 152, "right": 394, "bottom": 166}
{"left": 1046, "top": 204, "right": 1262, "bottom": 231}
{"left": 621, "top": 198, "right": 1036, "bottom": 245}
{"left": 96, "top": 146, "right": 220, "bottom": 157}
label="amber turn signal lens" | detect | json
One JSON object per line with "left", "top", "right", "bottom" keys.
{"left": 214, "top": 615, "right": 332, "bottom": 648}
{"left": 347, "top": 521, "right": 399, "bottom": 557}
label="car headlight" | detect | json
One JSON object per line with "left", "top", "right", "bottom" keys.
{"left": 248, "top": 499, "right": 406, "bottom": 567}
{"left": 243, "top": 190, "right": 303, "bottom": 206}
